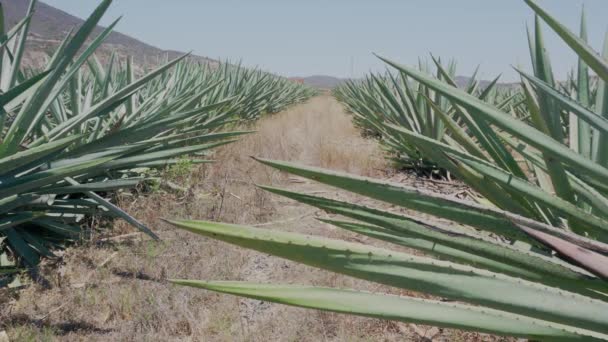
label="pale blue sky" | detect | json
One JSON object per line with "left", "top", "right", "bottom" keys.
{"left": 43, "top": 0, "right": 608, "bottom": 81}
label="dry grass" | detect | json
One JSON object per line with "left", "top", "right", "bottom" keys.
{"left": 0, "top": 95, "right": 509, "bottom": 342}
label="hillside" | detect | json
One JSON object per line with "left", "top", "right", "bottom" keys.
{"left": 2, "top": 0, "right": 216, "bottom": 69}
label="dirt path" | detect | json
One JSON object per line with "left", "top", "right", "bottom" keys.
{"left": 1, "top": 96, "right": 490, "bottom": 341}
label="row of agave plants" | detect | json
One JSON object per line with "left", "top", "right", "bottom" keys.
{"left": 0, "top": 0, "right": 316, "bottom": 283}
{"left": 168, "top": 0, "right": 608, "bottom": 340}
{"left": 333, "top": 59, "right": 525, "bottom": 171}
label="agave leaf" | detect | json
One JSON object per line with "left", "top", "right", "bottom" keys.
{"left": 0, "top": 0, "right": 114, "bottom": 155}
{"left": 0, "top": 268, "right": 18, "bottom": 275}
{"left": 31, "top": 218, "right": 80, "bottom": 238}
{"left": 0, "top": 69, "right": 51, "bottom": 106}
{"left": 63, "top": 177, "right": 158, "bottom": 240}
{"left": 517, "top": 68, "right": 608, "bottom": 134}
{"left": 0, "top": 157, "right": 114, "bottom": 199}
{"left": 166, "top": 219, "right": 608, "bottom": 334}
{"left": 261, "top": 185, "right": 608, "bottom": 298}
{"left": 172, "top": 280, "right": 604, "bottom": 341}
{"left": 259, "top": 185, "right": 596, "bottom": 280}
{"left": 3, "top": 228, "right": 39, "bottom": 267}
{"left": 0, "top": 194, "right": 37, "bottom": 214}
{"left": 593, "top": 30, "right": 608, "bottom": 167}
{"left": 38, "top": 178, "right": 141, "bottom": 195}
{"left": 451, "top": 153, "right": 608, "bottom": 239}
{"left": 5, "top": 0, "right": 36, "bottom": 88}
{"left": 576, "top": 8, "right": 592, "bottom": 159}
{"left": 422, "top": 95, "right": 486, "bottom": 159}
{"left": 253, "top": 157, "right": 608, "bottom": 254}
{"left": 0, "top": 212, "right": 41, "bottom": 232}
{"left": 100, "top": 140, "right": 236, "bottom": 172}
{"left": 0, "top": 135, "right": 80, "bottom": 175}
{"left": 383, "top": 124, "right": 540, "bottom": 217}
{"left": 525, "top": 0, "right": 608, "bottom": 82}
{"left": 37, "top": 16, "right": 122, "bottom": 118}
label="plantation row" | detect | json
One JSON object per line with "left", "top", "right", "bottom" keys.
{"left": 0, "top": 0, "right": 316, "bottom": 282}
{"left": 169, "top": 0, "right": 608, "bottom": 340}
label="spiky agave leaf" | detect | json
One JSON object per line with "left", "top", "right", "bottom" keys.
{"left": 166, "top": 220, "right": 608, "bottom": 340}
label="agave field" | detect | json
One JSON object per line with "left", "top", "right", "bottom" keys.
{"left": 333, "top": 59, "right": 524, "bottom": 172}
{"left": 169, "top": 0, "right": 608, "bottom": 340}
{"left": 0, "top": 0, "right": 315, "bottom": 284}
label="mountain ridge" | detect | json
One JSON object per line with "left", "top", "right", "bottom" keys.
{"left": 2, "top": 0, "right": 216, "bottom": 70}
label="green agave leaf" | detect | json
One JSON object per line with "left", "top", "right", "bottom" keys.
{"left": 0, "top": 194, "right": 37, "bottom": 215}
{"left": 525, "top": 0, "right": 608, "bottom": 82}
{"left": 19, "top": 230, "right": 55, "bottom": 258}
{"left": 498, "top": 132, "right": 608, "bottom": 219}
{"left": 101, "top": 140, "right": 237, "bottom": 171}
{"left": 517, "top": 68, "right": 608, "bottom": 134}
{"left": 171, "top": 280, "right": 606, "bottom": 341}
{"left": 38, "top": 16, "right": 122, "bottom": 117}
{"left": 38, "top": 178, "right": 141, "bottom": 195}
{"left": 0, "top": 135, "right": 80, "bottom": 175}
{"left": 593, "top": 31, "right": 608, "bottom": 167}
{"left": 64, "top": 177, "right": 158, "bottom": 240}
{"left": 144, "top": 130, "right": 253, "bottom": 151}
{"left": 575, "top": 8, "right": 592, "bottom": 159}
{"left": 254, "top": 158, "right": 519, "bottom": 236}
{"left": 131, "top": 159, "right": 213, "bottom": 168}
{"left": 0, "top": 0, "right": 114, "bottom": 155}
{"left": 31, "top": 218, "right": 80, "bottom": 238}
{"left": 422, "top": 95, "right": 486, "bottom": 159}
{"left": 166, "top": 219, "right": 608, "bottom": 334}
{"left": 5, "top": 0, "right": 36, "bottom": 88}
{"left": 0, "top": 268, "right": 18, "bottom": 276}
{"left": 452, "top": 153, "right": 608, "bottom": 240}
{"left": 252, "top": 158, "right": 608, "bottom": 255}
{"left": 0, "top": 12, "right": 32, "bottom": 50}
{"left": 0, "top": 157, "right": 114, "bottom": 198}
{"left": 262, "top": 185, "right": 608, "bottom": 298}
{"left": 0, "top": 69, "right": 51, "bottom": 106}
{"left": 0, "top": 212, "right": 41, "bottom": 232}
{"left": 4, "top": 228, "right": 39, "bottom": 267}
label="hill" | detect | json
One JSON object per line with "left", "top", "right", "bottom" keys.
{"left": 1, "top": 0, "right": 216, "bottom": 70}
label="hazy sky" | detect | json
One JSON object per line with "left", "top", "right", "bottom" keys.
{"left": 43, "top": 0, "right": 608, "bottom": 81}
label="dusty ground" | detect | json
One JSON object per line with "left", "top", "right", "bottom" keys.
{"left": 0, "top": 96, "right": 508, "bottom": 341}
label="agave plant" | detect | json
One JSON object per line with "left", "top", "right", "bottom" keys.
{"left": 0, "top": 0, "right": 315, "bottom": 280}
{"left": 333, "top": 58, "right": 522, "bottom": 171}
{"left": 169, "top": 0, "right": 608, "bottom": 340}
